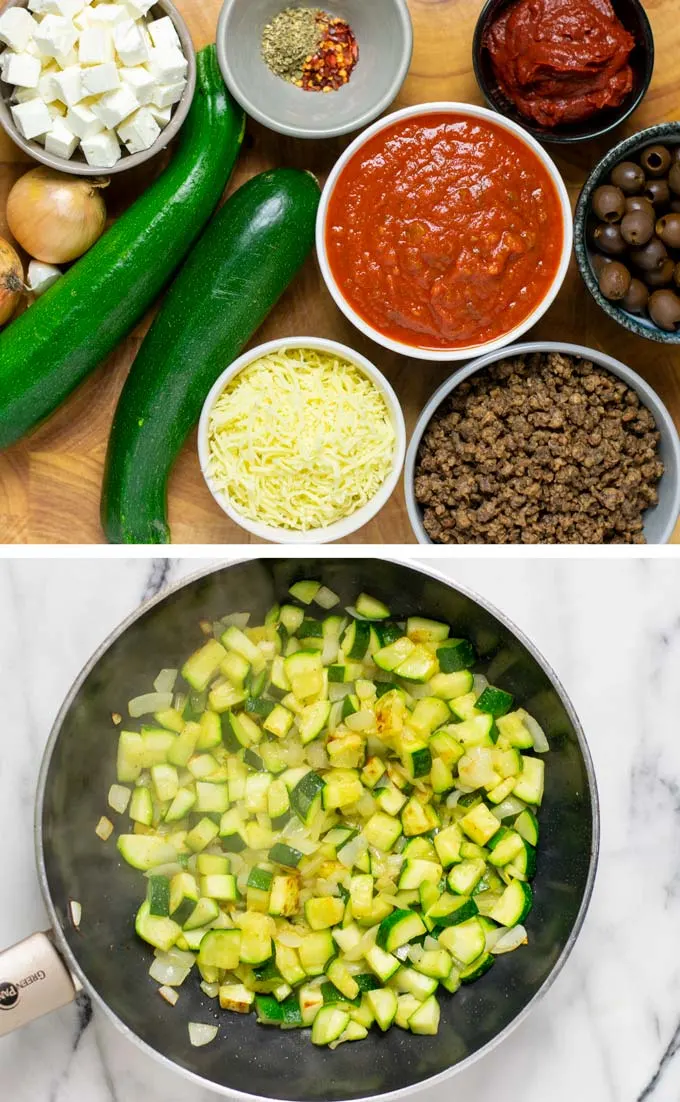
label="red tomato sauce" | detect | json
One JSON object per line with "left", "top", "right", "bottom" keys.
{"left": 325, "top": 113, "right": 564, "bottom": 351}
{"left": 484, "top": 0, "right": 635, "bottom": 129}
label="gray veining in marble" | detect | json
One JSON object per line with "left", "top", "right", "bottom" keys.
{"left": 0, "top": 555, "right": 679, "bottom": 1102}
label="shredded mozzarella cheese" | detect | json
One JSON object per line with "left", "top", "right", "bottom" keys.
{"left": 206, "top": 349, "right": 396, "bottom": 531}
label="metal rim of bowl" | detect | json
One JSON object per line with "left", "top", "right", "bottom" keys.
{"left": 35, "top": 554, "right": 601, "bottom": 1102}
{"left": 404, "top": 339, "right": 680, "bottom": 545}
{"left": 574, "top": 122, "right": 680, "bottom": 344}
{"left": 215, "top": 0, "right": 414, "bottom": 140}
{"left": 196, "top": 336, "right": 407, "bottom": 544}
{"left": 0, "top": 0, "right": 196, "bottom": 177}
{"left": 471, "top": 0, "right": 655, "bottom": 146}
{"left": 315, "top": 101, "right": 573, "bottom": 361}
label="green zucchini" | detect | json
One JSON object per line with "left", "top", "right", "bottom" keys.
{"left": 101, "top": 166, "right": 321, "bottom": 543}
{"left": 0, "top": 46, "right": 244, "bottom": 449}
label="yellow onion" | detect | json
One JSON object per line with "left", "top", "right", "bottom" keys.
{"left": 0, "top": 236, "right": 23, "bottom": 326}
{"left": 6, "top": 167, "right": 108, "bottom": 264}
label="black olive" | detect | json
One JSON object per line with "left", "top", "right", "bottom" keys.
{"left": 591, "top": 184, "right": 625, "bottom": 222}
{"left": 644, "top": 258, "right": 675, "bottom": 288}
{"left": 645, "top": 178, "right": 671, "bottom": 207}
{"left": 620, "top": 209, "right": 654, "bottom": 246}
{"left": 591, "top": 253, "right": 614, "bottom": 277}
{"left": 593, "top": 222, "right": 627, "bottom": 256}
{"left": 598, "top": 261, "right": 631, "bottom": 301}
{"left": 656, "top": 212, "right": 680, "bottom": 248}
{"left": 675, "top": 261, "right": 680, "bottom": 289}
{"left": 630, "top": 236, "right": 668, "bottom": 270}
{"left": 673, "top": 146, "right": 680, "bottom": 165}
{"left": 648, "top": 289, "right": 680, "bottom": 330}
{"left": 671, "top": 199, "right": 680, "bottom": 214}
{"left": 669, "top": 163, "right": 680, "bottom": 195}
{"left": 625, "top": 195, "right": 656, "bottom": 218}
{"left": 640, "top": 145, "right": 673, "bottom": 177}
{"left": 621, "top": 278, "right": 649, "bottom": 314}
{"left": 611, "top": 161, "right": 645, "bottom": 193}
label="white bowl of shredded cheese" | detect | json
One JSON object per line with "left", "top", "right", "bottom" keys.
{"left": 198, "top": 337, "right": 406, "bottom": 543}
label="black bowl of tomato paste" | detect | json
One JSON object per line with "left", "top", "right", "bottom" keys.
{"left": 473, "top": 0, "right": 654, "bottom": 145}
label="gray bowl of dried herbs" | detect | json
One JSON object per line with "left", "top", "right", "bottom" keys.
{"left": 217, "top": 0, "right": 413, "bottom": 139}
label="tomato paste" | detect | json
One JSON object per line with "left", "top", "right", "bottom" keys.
{"left": 325, "top": 113, "right": 563, "bottom": 351}
{"left": 484, "top": 0, "right": 635, "bottom": 129}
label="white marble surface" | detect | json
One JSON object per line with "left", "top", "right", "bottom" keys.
{"left": 1, "top": 555, "right": 679, "bottom": 1102}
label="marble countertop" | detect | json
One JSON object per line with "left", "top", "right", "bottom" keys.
{"left": 1, "top": 554, "right": 679, "bottom": 1102}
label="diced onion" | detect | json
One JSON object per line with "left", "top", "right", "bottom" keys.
{"left": 491, "top": 925, "right": 528, "bottom": 954}
{"left": 315, "top": 586, "right": 340, "bottom": 610}
{"left": 95, "top": 816, "right": 113, "bottom": 841}
{"left": 407, "top": 944, "right": 424, "bottom": 964}
{"left": 150, "top": 956, "right": 193, "bottom": 987}
{"left": 221, "top": 612, "right": 250, "bottom": 629}
{"left": 345, "top": 710, "right": 376, "bottom": 732}
{"left": 154, "top": 669, "right": 178, "bottom": 694}
{"left": 159, "top": 985, "right": 179, "bottom": 1006}
{"left": 322, "top": 636, "right": 339, "bottom": 665}
{"left": 200, "top": 981, "right": 220, "bottom": 999}
{"left": 337, "top": 834, "right": 368, "bottom": 869}
{"left": 329, "top": 682, "right": 353, "bottom": 702}
{"left": 128, "top": 692, "right": 173, "bottom": 718}
{"left": 276, "top": 929, "right": 304, "bottom": 948}
{"left": 424, "top": 935, "right": 439, "bottom": 952}
{"left": 458, "top": 747, "right": 498, "bottom": 789}
{"left": 108, "top": 784, "right": 131, "bottom": 814}
{"left": 144, "top": 863, "right": 184, "bottom": 879}
{"left": 473, "top": 674, "right": 489, "bottom": 698}
{"left": 446, "top": 790, "right": 463, "bottom": 809}
{"left": 69, "top": 900, "right": 82, "bottom": 929}
{"left": 521, "top": 711, "right": 550, "bottom": 753}
{"left": 345, "top": 924, "right": 378, "bottom": 962}
{"left": 306, "top": 742, "right": 329, "bottom": 770}
{"left": 189, "top": 1023, "right": 218, "bottom": 1047}
{"left": 494, "top": 796, "right": 527, "bottom": 819}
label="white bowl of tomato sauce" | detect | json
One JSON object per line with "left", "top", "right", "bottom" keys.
{"left": 316, "top": 102, "right": 573, "bottom": 362}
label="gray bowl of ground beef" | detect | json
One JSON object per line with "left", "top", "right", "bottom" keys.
{"left": 405, "top": 341, "right": 680, "bottom": 545}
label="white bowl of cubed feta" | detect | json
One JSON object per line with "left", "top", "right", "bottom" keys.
{"left": 0, "top": 0, "right": 195, "bottom": 174}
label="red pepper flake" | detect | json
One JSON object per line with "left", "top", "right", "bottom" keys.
{"left": 301, "top": 12, "right": 359, "bottom": 92}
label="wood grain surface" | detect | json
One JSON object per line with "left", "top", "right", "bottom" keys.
{"left": 0, "top": 0, "right": 678, "bottom": 545}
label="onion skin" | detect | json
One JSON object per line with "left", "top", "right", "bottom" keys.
{"left": 0, "top": 237, "right": 23, "bottom": 326}
{"left": 6, "top": 167, "right": 107, "bottom": 264}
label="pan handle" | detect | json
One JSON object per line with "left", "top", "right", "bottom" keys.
{"left": 0, "top": 932, "right": 81, "bottom": 1036}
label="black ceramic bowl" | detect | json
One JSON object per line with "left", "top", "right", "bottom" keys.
{"left": 575, "top": 122, "right": 680, "bottom": 343}
{"left": 30, "top": 559, "right": 598, "bottom": 1100}
{"left": 472, "top": 0, "right": 654, "bottom": 145}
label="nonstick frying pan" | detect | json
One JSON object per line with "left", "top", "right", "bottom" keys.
{"left": 0, "top": 558, "right": 599, "bottom": 1100}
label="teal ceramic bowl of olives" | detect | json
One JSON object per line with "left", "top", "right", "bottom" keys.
{"left": 575, "top": 123, "right": 680, "bottom": 343}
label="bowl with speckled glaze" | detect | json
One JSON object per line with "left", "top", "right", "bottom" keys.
{"left": 575, "top": 122, "right": 680, "bottom": 343}
{"left": 404, "top": 340, "right": 680, "bottom": 545}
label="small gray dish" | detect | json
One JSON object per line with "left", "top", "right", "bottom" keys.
{"left": 216, "top": 0, "right": 413, "bottom": 139}
{"left": 574, "top": 122, "right": 680, "bottom": 343}
{"left": 404, "top": 341, "right": 680, "bottom": 546}
{"left": 0, "top": 0, "right": 196, "bottom": 177}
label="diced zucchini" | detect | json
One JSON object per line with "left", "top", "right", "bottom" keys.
{"left": 513, "top": 756, "right": 545, "bottom": 805}
{"left": 365, "top": 944, "right": 401, "bottom": 982}
{"left": 182, "top": 640, "right": 227, "bottom": 691}
{"left": 414, "top": 949, "right": 452, "bottom": 981}
{"left": 390, "top": 967, "right": 438, "bottom": 1000}
{"left": 488, "top": 828, "right": 524, "bottom": 868}
{"left": 401, "top": 796, "right": 438, "bottom": 837}
{"left": 438, "top": 917, "right": 486, "bottom": 965}
{"left": 398, "top": 859, "right": 442, "bottom": 891}
{"left": 426, "top": 894, "right": 478, "bottom": 929}
{"left": 496, "top": 711, "right": 534, "bottom": 749}
{"left": 459, "top": 803, "right": 501, "bottom": 845}
{"left": 363, "top": 811, "right": 402, "bottom": 852}
{"left": 299, "top": 984, "right": 324, "bottom": 1025}
{"left": 448, "top": 858, "right": 486, "bottom": 895}
{"left": 275, "top": 943, "right": 306, "bottom": 986}
{"left": 200, "top": 873, "right": 237, "bottom": 901}
{"left": 299, "top": 930, "right": 335, "bottom": 976}
{"left": 406, "top": 617, "right": 449, "bottom": 644}
{"left": 220, "top": 626, "right": 266, "bottom": 674}
{"left": 129, "top": 786, "right": 153, "bottom": 826}
{"left": 355, "top": 593, "right": 391, "bottom": 620}
{"left": 460, "top": 952, "right": 494, "bottom": 983}
{"left": 183, "top": 896, "right": 220, "bottom": 931}
{"left": 195, "top": 781, "right": 230, "bottom": 815}
{"left": 298, "top": 700, "right": 331, "bottom": 745}
{"left": 239, "top": 913, "right": 272, "bottom": 965}
{"left": 169, "top": 872, "right": 199, "bottom": 925}
{"left": 312, "top": 1006, "right": 350, "bottom": 1046}
{"left": 436, "top": 638, "right": 475, "bottom": 672}
{"left": 220, "top": 983, "right": 255, "bottom": 1013}
{"left": 146, "top": 875, "right": 170, "bottom": 917}
{"left": 376, "top": 909, "right": 426, "bottom": 952}
{"left": 361, "top": 756, "right": 386, "bottom": 789}
{"left": 515, "top": 809, "right": 539, "bottom": 846}
{"left": 428, "top": 671, "right": 474, "bottom": 700}
{"left": 198, "top": 929, "right": 241, "bottom": 971}
{"left": 117, "top": 834, "right": 176, "bottom": 871}
{"left": 408, "top": 994, "right": 440, "bottom": 1035}
{"left": 322, "top": 769, "right": 363, "bottom": 810}
{"left": 135, "top": 899, "right": 181, "bottom": 952}
{"left": 305, "top": 897, "right": 345, "bottom": 930}
{"left": 289, "top": 580, "right": 321, "bottom": 605}
{"left": 476, "top": 686, "right": 514, "bottom": 717}
{"left": 290, "top": 770, "right": 325, "bottom": 823}
{"left": 341, "top": 620, "right": 371, "bottom": 661}
{"left": 395, "top": 993, "right": 421, "bottom": 1029}
{"left": 394, "top": 645, "right": 439, "bottom": 683}
{"left": 186, "top": 817, "right": 220, "bottom": 853}
{"left": 327, "top": 959, "right": 360, "bottom": 1001}
{"left": 269, "top": 875, "right": 300, "bottom": 917}
{"left": 366, "top": 988, "right": 397, "bottom": 1031}
{"left": 374, "top": 637, "right": 415, "bottom": 672}
{"left": 490, "top": 880, "right": 533, "bottom": 926}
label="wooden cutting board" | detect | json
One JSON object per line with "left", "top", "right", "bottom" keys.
{"left": 0, "top": 0, "right": 678, "bottom": 545}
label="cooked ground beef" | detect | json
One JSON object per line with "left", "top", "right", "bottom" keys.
{"left": 414, "top": 351, "right": 664, "bottom": 544}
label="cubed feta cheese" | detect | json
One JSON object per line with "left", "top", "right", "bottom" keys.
{"left": 11, "top": 97, "right": 53, "bottom": 139}
{"left": 42, "top": 0, "right": 87, "bottom": 18}
{"left": 66, "top": 100, "right": 104, "bottom": 137}
{"left": 12, "top": 85, "right": 39, "bottom": 103}
{"left": 146, "top": 16, "right": 180, "bottom": 50}
{"left": 151, "top": 78, "right": 184, "bottom": 109}
{"left": 119, "top": 64, "right": 154, "bottom": 104}
{"left": 25, "top": 38, "right": 43, "bottom": 58}
{"left": 81, "top": 127, "right": 121, "bottom": 166}
{"left": 122, "top": 0, "right": 155, "bottom": 15}
{"left": 0, "top": 8, "right": 37, "bottom": 52}
{"left": 44, "top": 115, "right": 79, "bottom": 156}
{"left": 33, "top": 14, "right": 77, "bottom": 60}
{"left": 117, "top": 105, "right": 159, "bottom": 153}
{"left": 56, "top": 46, "right": 79, "bottom": 66}
{"left": 81, "top": 60, "right": 119, "bottom": 94}
{"left": 79, "top": 26, "right": 113, "bottom": 65}
{"left": 147, "top": 45, "right": 186, "bottom": 85}
{"left": 3, "top": 51, "right": 41, "bottom": 88}
{"left": 91, "top": 82, "right": 138, "bottom": 127}
{"left": 148, "top": 100, "right": 170, "bottom": 127}
{"left": 28, "top": 0, "right": 46, "bottom": 12}
{"left": 73, "top": 7, "right": 92, "bottom": 31}
{"left": 53, "top": 64, "right": 84, "bottom": 106}
{"left": 48, "top": 100, "right": 66, "bottom": 117}
{"left": 113, "top": 18, "right": 148, "bottom": 65}
{"left": 89, "top": 4, "right": 127, "bottom": 25}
